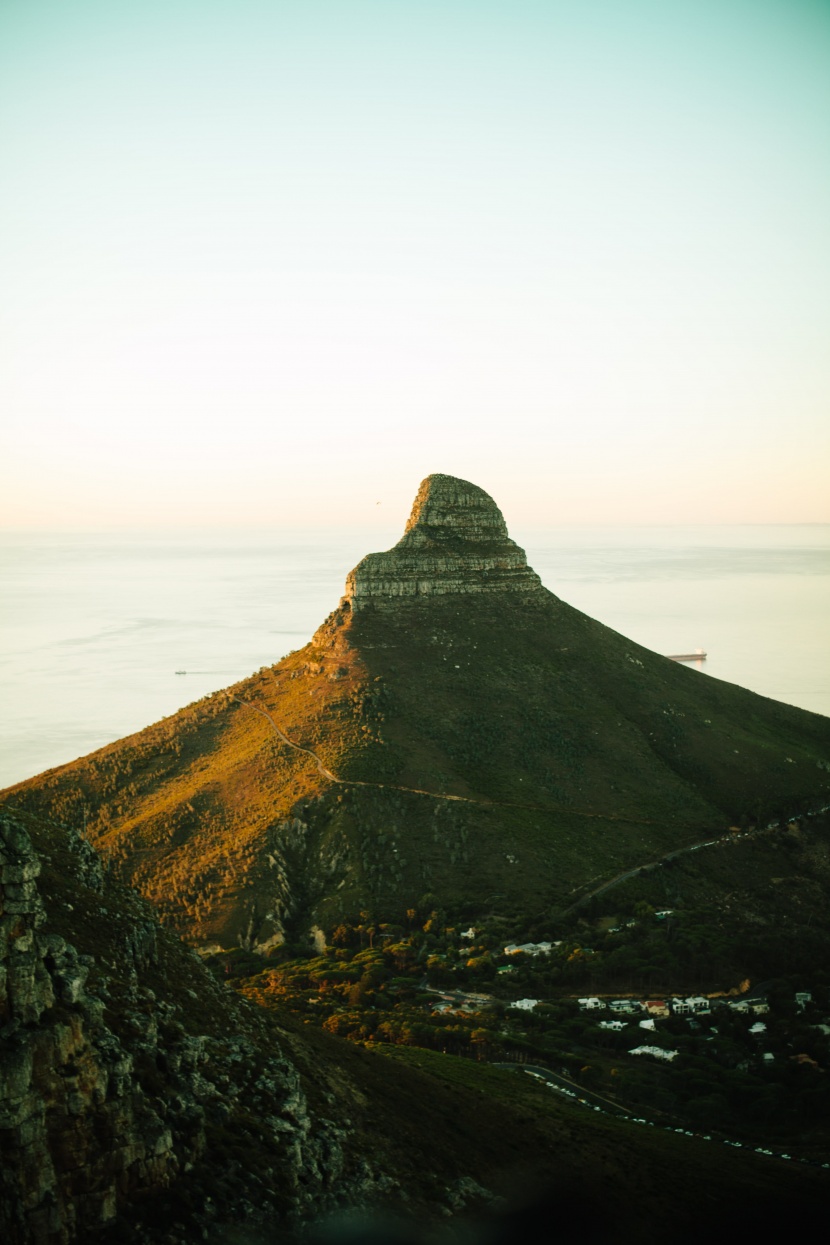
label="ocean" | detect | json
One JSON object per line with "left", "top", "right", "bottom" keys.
{"left": 1, "top": 524, "right": 828, "bottom": 790}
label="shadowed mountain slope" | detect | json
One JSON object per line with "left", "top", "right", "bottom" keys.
{"left": 3, "top": 475, "right": 829, "bottom": 951}
{"left": 5, "top": 809, "right": 828, "bottom": 1244}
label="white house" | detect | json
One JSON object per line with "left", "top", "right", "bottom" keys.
{"left": 672, "top": 996, "right": 710, "bottom": 1015}
{"left": 504, "top": 942, "right": 554, "bottom": 957}
{"left": 729, "top": 997, "right": 768, "bottom": 1015}
{"left": 599, "top": 1020, "right": 627, "bottom": 1031}
{"left": 578, "top": 997, "right": 605, "bottom": 1011}
{"left": 609, "top": 999, "right": 641, "bottom": 1014}
{"left": 509, "top": 998, "right": 539, "bottom": 1011}
{"left": 628, "top": 1045, "right": 678, "bottom": 1062}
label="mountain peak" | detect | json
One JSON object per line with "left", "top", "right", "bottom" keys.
{"left": 344, "top": 474, "right": 543, "bottom": 610}
{"left": 403, "top": 473, "right": 510, "bottom": 539}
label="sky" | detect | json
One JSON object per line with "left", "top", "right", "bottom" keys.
{"left": 1, "top": 0, "right": 829, "bottom": 530}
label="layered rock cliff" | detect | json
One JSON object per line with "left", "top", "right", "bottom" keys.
{"left": 344, "top": 474, "right": 543, "bottom": 609}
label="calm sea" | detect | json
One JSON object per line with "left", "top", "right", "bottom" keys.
{"left": 1, "top": 524, "right": 828, "bottom": 789}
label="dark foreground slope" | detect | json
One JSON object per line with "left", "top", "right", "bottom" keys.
{"left": 2, "top": 811, "right": 829, "bottom": 1245}
{"left": 0, "top": 808, "right": 398, "bottom": 1243}
{"left": 3, "top": 476, "right": 828, "bottom": 951}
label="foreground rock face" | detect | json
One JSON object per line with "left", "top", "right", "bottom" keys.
{"left": 0, "top": 815, "right": 369, "bottom": 1244}
{"left": 344, "top": 474, "right": 543, "bottom": 610}
{"left": 0, "top": 815, "right": 175, "bottom": 1243}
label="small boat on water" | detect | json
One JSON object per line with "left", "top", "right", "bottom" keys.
{"left": 666, "top": 650, "right": 707, "bottom": 663}
{"left": 175, "top": 670, "right": 187, "bottom": 675}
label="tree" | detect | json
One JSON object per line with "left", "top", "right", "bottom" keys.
{"left": 331, "top": 923, "right": 358, "bottom": 949}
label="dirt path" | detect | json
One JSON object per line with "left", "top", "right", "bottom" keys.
{"left": 231, "top": 694, "right": 681, "bottom": 826}
{"left": 556, "top": 835, "right": 725, "bottom": 916}
{"left": 232, "top": 694, "right": 824, "bottom": 918}
{"left": 558, "top": 810, "right": 829, "bottom": 916}
{"left": 233, "top": 695, "right": 825, "bottom": 881}
{"left": 232, "top": 697, "right": 339, "bottom": 782}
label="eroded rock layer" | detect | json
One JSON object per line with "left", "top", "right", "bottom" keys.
{"left": 344, "top": 473, "right": 543, "bottom": 610}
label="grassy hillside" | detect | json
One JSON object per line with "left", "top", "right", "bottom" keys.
{"left": 3, "top": 587, "right": 829, "bottom": 951}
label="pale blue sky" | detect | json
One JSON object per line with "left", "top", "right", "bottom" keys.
{"left": 2, "top": 0, "right": 829, "bottom": 528}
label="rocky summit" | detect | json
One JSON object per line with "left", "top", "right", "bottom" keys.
{"left": 3, "top": 474, "right": 829, "bottom": 955}
{"left": 344, "top": 474, "right": 543, "bottom": 608}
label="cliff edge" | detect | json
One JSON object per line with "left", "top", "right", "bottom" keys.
{"left": 344, "top": 474, "right": 543, "bottom": 609}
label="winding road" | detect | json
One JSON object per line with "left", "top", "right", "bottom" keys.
{"left": 493, "top": 1061, "right": 632, "bottom": 1116}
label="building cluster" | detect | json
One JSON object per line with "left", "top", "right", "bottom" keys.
{"left": 572, "top": 990, "right": 820, "bottom": 1066}
{"left": 578, "top": 992, "right": 810, "bottom": 1020}
{"left": 578, "top": 995, "right": 711, "bottom": 1017}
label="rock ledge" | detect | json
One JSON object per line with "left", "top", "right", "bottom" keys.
{"left": 344, "top": 474, "right": 543, "bottom": 610}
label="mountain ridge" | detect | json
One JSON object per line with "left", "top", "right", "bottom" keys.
{"left": 3, "top": 475, "right": 828, "bottom": 953}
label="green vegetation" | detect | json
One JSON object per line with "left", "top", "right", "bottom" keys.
{"left": 4, "top": 589, "right": 828, "bottom": 954}
{"left": 14, "top": 805, "right": 829, "bottom": 1237}
{"left": 219, "top": 822, "right": 830, "bottom": 1160}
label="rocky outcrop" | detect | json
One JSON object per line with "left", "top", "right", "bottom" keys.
{"left": 0, "top": 816, "right": 192, "bottom": 1243}
{"left": 0, "top": 815, "right": 379, "bottom": 1244}
{"left": 344, "top": 474, "right": 543, "bottom": 610}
